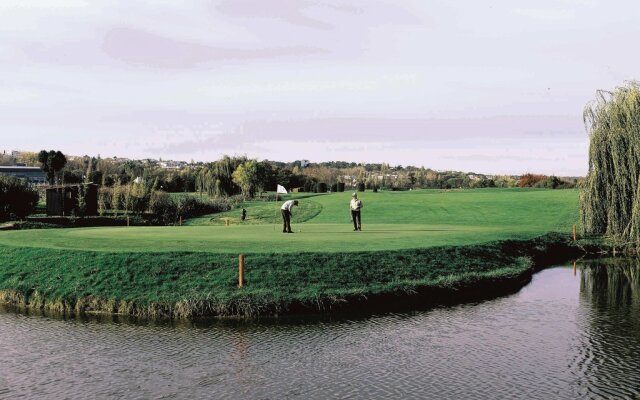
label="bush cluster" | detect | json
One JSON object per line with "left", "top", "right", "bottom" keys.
{"left": 518, "top": 174, "right": 574, "bottom": 189}
{"left": 149, "top": 193, "right": 234, "bottom": 225}
{"left": 0, "top": 176, "right": 39, "bottom": 221}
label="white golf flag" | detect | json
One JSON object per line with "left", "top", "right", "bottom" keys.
{"left": 276, "top": 184, "right": 288, "bottom": 194}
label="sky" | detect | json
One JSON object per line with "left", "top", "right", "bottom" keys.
{"left": 2, "top": 0, "right": 640, "bottom": 176}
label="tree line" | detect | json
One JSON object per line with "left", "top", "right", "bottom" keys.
{"left": 0, "top": 150, "right": 579, "bottom": 223}
{"left": 5, "top": 151, "right": 580, "bottom": 197}
{"left": 40, "top": 154, "right": 575, "bottom": 195}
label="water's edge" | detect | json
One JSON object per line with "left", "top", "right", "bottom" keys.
{"left": 0, "top": 233, "right": 596, "bottom": 321}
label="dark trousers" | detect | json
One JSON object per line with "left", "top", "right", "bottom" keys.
{"left": 351, "top": 209, "right": 361, "bottom": 230}
{"left": 282, "top": 209, "right": 292, "bottom": 232}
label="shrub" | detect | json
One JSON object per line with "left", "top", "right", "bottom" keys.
{"left": 127, "top": 184, "right": 150, "bottom": 214}
{"left": 337, "top": 182, "right": 345, "bottom": 192}
{"left": 0, "top": 176, "right": 39, "bottom": 220}
{"left": 330, "top": 183, "right": 338, "bottom": 192}
{"left": 316, "top": 182, "right": 328, "bottom": 193}
{"left": 537, "top": 176, "right": 562, "bottom": 189}
{"left": 303, "top": 180, "right": 315, "bottom": 193}
{"left": 176, "top": 196, "right": 233, "bottom": 219}
{"left": 356, "top": 182, "right": 365, "bottom": 192}
{"left": 149, "top": 191, "right": 177, "bottom": 225}
{"left": 518, "top": 174, "right": 546, "bottom": 188}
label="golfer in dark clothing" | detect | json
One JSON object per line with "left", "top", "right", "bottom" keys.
{"left": 281, "top": 199, "right": 298, "bottom": 233}
{"left": 350, "top": 193, "right": 363, "bottom": 231}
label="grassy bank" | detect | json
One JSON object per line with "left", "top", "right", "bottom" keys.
{"left": 0, "top": 188, "right": 583, "bottom": 318}
{"left": 0, "top": 233, "right": 581, "bottom": 319}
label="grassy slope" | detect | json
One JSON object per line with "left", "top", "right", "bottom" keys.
{"left": 0, "top": 189, "right": 581, "bottom": 317}
{"left": 0, "top": 234, "right": 575, "bottom": 318}
{"left": 0, "top": 189, "right": 579, "bottom": 253}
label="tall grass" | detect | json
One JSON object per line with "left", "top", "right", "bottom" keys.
{"left": 581, "top": 81, "right": 640, "bottom": 245}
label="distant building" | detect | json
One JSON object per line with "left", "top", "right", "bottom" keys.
{"left": 159, "top": 160, "right": 186, "bottom": 169}
{"left": 0, "top": 166, "right": 46, "bottom": 184}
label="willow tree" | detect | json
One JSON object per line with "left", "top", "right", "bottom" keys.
{"left": 232, "top": 160, "right": 259, "bottom": 198}
{"left": 195, "top": 156, "right": 246, "bottom": 197}
{"left": 581, "top": 81, "right": 640, "bottom": 243}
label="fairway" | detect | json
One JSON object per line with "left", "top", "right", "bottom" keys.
{"left": 0, "top": 188, "right": 579, "bottom": 253}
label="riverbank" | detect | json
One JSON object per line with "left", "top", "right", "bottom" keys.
{"left": 0, "top": 232, "right": 589, "bottom": 319}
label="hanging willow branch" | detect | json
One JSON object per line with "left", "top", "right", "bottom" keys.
{"left": 581, "top": 81, "right": 640, "bottom": 244}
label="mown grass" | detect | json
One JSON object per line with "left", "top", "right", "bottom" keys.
{"left": 184, "top": 197, "right": 324, "bottom": 226}
{"left": 0, "top": 189, "right": 579, "bottom": 253}
{"left": 0, "top": 188, "right": 582, "bottom": 318}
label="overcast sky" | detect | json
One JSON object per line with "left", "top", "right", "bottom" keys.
{"left": 2, "top": 0, "right": 639, "bottom": 175}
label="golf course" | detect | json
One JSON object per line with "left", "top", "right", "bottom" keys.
{"left": 0, "top": 188, "right": 582, "bottom": 318}
{"left": 0, "top": 188, "right": 578, "bottom": 253}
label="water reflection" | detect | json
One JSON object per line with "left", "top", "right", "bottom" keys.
{"left": 581, "top": 258, "right": 640, "bottom": 310}
{"left": 574, "top": 259, "right": 640, "bottom": 399}
{"left": 0, "top": 261, "right": 639, "bottom": 399}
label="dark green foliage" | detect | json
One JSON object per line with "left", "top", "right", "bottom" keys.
{"left": 149, "top": 192, "right": 234, "bottom": 224}
{"left": 303, "top": 180, "right": 315, "bottom": 193}
{"left": 356, "top": 182, "right": 365, "bottom": 192}
{"left": 0, "top": 176, "right": 39, "bottom": 220}
{"left": 61, "top": 170, "right": 83, "bottom": 184}
{"left": 275, "top": 168, "right": 306, "bottom": 191}
{"left": 337, "top": 182, "right": 345, "bottom": 192}
{"left": 37, "top": 150, "right": 67, "bottom": 185}
{"left": 175, "top": 195, "right": 232, "bottom": 218}
{"left": 537, "top": 176, "right": 562, "bottom": 189}
{"left": 195, "top": 155, "right": 245, "bottom": 197}
{"left": 316, "top": 182, "right": 328, "bottom": 193}
{"left": 88, "top": 170, "right": 103, "bottom": 185}
{"left": 149, "top": 191, "right": 177, "bottom": 224}
{"left": 18, "top": 216, "right": 148, "bottom": 228}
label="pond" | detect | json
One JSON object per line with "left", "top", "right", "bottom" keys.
{"left": 0, "top": 259, "right": 639, "bottom": 399}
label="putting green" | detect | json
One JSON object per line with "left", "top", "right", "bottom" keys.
{"left": 0, "top": 188, "right": 579, "bottom": 253}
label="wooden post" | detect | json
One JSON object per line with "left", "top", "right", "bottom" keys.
{"left": 180, "top": 216, "right": 183, "bottom": 226}
{"left": 573, "top": 261, "right": 576, "bottom": 277}
{"left": 127, "top": 216, "right": 130, "bottom": 227}
{"left": 238, "top": 254, "right": 245, "bottom": 288}
{"left": 573, "top": 224, "right": 577, "bottom": 241}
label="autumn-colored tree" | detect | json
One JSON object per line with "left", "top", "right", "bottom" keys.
{"left": 517, "top": 174, "right": 546, "bottom": 188}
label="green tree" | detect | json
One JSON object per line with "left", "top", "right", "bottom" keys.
{"left": 232, "top": 160, "right": 259, "bottom": 198}
{"left": 37, "top": 150, "right": 67, "bottom": 185}
{"left": 112, "top": 179, "right": 122, "bottom": 217}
